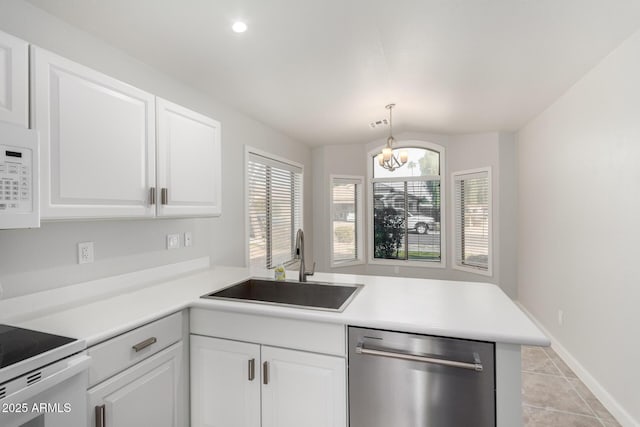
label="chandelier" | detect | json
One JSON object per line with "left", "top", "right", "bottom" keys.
{"left": 376, "top": 103, "right": 408, "bottom": 171}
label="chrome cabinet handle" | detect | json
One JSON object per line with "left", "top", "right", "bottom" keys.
{"left": 149, "top": 187, "right": 156, "bottom": 205}
{"left": 95, "top": 404, "right": 106, "bottom": 427}
{"left": 263, "top": 361, "right": 269, "bottom": 385}
{"left": 355, "top": 343, "right": 483, "bottom": 372}
{"left": 161, "top": 187, "right": 168, "bottom": 205}
{"left": 248, "top": 358, "right": 255, "bottom": 381}
{"left": 132, "top": 337, "right": 157, "bottom": 352}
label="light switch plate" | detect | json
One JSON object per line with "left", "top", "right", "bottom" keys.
{"left": 78, "top": 241, "right": 94, "bottom": 264}
{"left": 167, "top": 233, "right": 180, "bottom": 250}
{"left": 184, "top": 232, "right": 192, "bottom": 247}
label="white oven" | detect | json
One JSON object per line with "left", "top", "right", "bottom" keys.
{"left": 0, "top": 325, "right": 88, "bottom": 427}
{"left": 0, "top": 354, "right": 90, "bottom": 427}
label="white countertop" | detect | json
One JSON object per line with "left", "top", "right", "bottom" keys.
{"left": 3, "top": 262, "right": 549, "bottom": 348}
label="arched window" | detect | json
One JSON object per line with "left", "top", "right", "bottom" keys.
{"left": 368, "top": 141, "right": 444, "bottom": 266}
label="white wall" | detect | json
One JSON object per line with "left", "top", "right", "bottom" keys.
{"left": 0, "top": 0, "right": 312, "bottom": 298}
{"left": 518, "top": 29, "right": 640, "bottom": 426}
{"left": 312, "top": 130, "right": 519, "bottom": 297}
{"left": 312, "top": 143, "right": 368, "bottom": 274}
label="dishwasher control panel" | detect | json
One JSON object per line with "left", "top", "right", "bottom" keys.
{"left": 0, "top": 122, "right": 39, "bottom": 229}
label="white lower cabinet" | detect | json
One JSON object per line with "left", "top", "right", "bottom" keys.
{"left": 261, "top": 345, "right": 346, "bottom": 427}
{"left": 191, "top": 336, "right": 261, "bottom": 427}
{"left": 88, "top": 342, "right": 183, "bottom": 427}
{"left": 87, "top": 312, "right": 187, "bottom": 427}
{"left": 190, "top": 335, "right": 346, "bottom": 427}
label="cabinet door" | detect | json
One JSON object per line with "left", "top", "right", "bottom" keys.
{"left": 190, "top": 335, "right": 260, "bottom": 427}
{"left": 31, "top": 46, "right": 156, "bottom": 219}
{"left": 0, "top": 30, "right": 28, "bottom": 127}
{"left": 88, "top": 342, "right": 183, "bottom": 427}
{"left": 156, "top": 98, "right": 221, "bottom": 217}
{"left": 262, "top": 346, "right": 346, "bottom": 427}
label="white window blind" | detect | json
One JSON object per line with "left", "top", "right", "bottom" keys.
{"left": 247, "top": 152, "right": 302, "bottom": 269}
{"left": 454, "top": 170, "right": 490, "bottom": 272}
{"left": 331, "top": 176, "right": 363, "bottom": 265}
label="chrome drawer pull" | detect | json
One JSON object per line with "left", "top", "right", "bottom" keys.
{"left": 248, "top": 358, "right": 255, "bottom": 381}
{"left": 132, "top": 337, "right": 157, "bottom": 352}
{"left": 95, "top": 404, "right": 106, "bottom": 427}
{"left": 355, "top": 343, "right": 483, "bottom": 372}
{"left": 263, "top": 361, "right": 269, "bottom": 385}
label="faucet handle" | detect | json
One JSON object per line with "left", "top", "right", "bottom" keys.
{"left": 306, "top": 262, "right": 316, "bottom": 277}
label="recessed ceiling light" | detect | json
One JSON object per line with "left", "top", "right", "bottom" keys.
{"left": 232, "top": 21, "right": 248, "bottom": 33}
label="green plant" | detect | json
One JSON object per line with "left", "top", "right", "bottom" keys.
{"left": 373, "top": 207, "right": 405, "bottom": 259}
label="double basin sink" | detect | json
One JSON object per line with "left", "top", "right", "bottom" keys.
{"left": 202, "top": 278, "right": 362, "bottom": 312}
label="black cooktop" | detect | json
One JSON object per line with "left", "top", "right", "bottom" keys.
{"left": 0, "top": 324, "right": 76, "bottom": 369}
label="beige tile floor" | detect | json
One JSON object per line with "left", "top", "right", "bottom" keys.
{"left": 522, "top": 346, "right": 620, "bottom": 426}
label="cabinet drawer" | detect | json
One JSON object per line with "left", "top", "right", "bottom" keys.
{"left": 88, "top": 311, "right": 182, "bottom": 387}
{"left": 190, "top": 309, "right": 345, "bottom": 356}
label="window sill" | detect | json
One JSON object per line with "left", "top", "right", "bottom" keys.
{"left": 330, "top": 259, "right": 365, "bottom": 269}
{"left": 452, "top": 264, "right": 492, "bottom": 277}
{"left": 367, "top": 258, "right": 446, "bottom": 269}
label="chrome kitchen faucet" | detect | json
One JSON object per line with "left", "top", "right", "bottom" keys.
{"left": 295, "top": 228, "right": 315, "bottom": 282}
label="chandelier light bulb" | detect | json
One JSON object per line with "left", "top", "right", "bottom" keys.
{"left": 376, "top": 103, "right": 407, "bottom": 172}
{"left": 399, "top": 150, "right": 408, "bottom": 164}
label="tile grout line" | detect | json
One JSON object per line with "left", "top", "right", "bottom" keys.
{"left": 537, "top": 347, "right": 608, "bottom": 425}
{"left": 521, "top": 369, "right": 565, "bottom": 378}
{"left": 523, "top": 403, "right": 605, "bottom": 422}
{"left": 545, "top": 348, "right": 602, "bottom": 421}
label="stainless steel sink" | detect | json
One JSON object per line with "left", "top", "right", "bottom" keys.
{"left": 202, "top": 278, "right": 362, "bottom": 312}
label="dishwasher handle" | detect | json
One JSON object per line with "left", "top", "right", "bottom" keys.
{"left": 355, "top": 343, "right": 483, "bottom": 372}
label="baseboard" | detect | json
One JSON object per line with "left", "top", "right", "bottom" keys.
{"left": 516, "top": 301, "right": 638, "bottom": 427}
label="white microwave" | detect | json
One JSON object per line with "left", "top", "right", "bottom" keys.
{"left": 0, "top": 121, "right": 39, "bottom": 229}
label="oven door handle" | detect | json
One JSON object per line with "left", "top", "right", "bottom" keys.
{"left": 0, "top": 354, "right": 91, "bottom": 405}
{"left": 355, "top": 343, "right": 483, "bottom": 372}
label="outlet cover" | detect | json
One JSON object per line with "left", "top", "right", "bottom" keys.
{"left": 78, "top": 242, "right": 94, "bottom": 264}
{"left": 184, "top": 232, "right": 193, "bottom": 247}
{"left": 167, "top": 234, "right": 180, "bottom": 250}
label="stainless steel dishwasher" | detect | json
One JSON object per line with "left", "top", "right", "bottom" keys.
{"left": 349, "top": 327, "right": 495, "bottom": 427}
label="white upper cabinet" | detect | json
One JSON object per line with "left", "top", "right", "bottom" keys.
{"left": 0, "top": 30, "right": 28, "bottom": 127}
{"left": 156, "top": 98, "right": 222, "bottom": 217}
{"left": 31, "top": 46, "right": 156, "bottom": 219}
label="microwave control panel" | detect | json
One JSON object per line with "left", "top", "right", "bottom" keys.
{"left": 0, "top": 122, "right": 39, "bottom": 229}
{"left": 0, "top": 145, "right": 32, "bottom": 212}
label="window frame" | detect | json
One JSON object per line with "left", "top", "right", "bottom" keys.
{"left": 329, "top": 174, "right": 365, "bottom": 268}
{"left": 367, "top": 140, "right": 446, "bottom": 268}
{"left": 451, "top": 167, "right": 492, "bottom": 277}
{"left": 244, "top": 145, "right": 304, "bottom": 270}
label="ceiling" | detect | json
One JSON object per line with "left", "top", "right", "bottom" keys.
{"left": 25, "top": 0, "right": 640, "bottom": 146}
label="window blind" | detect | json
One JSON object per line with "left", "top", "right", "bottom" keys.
{"left": 370, "top": 146, "right": 443, "bottom": 264}
{"left": 331, "top": 178, "right": 360, "bottom": 264}
{"left": 248, "top": 152, "right": 302, "bottom": 269}
{"left": 454, "top": 171, "right": 489, "bottom": 271}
